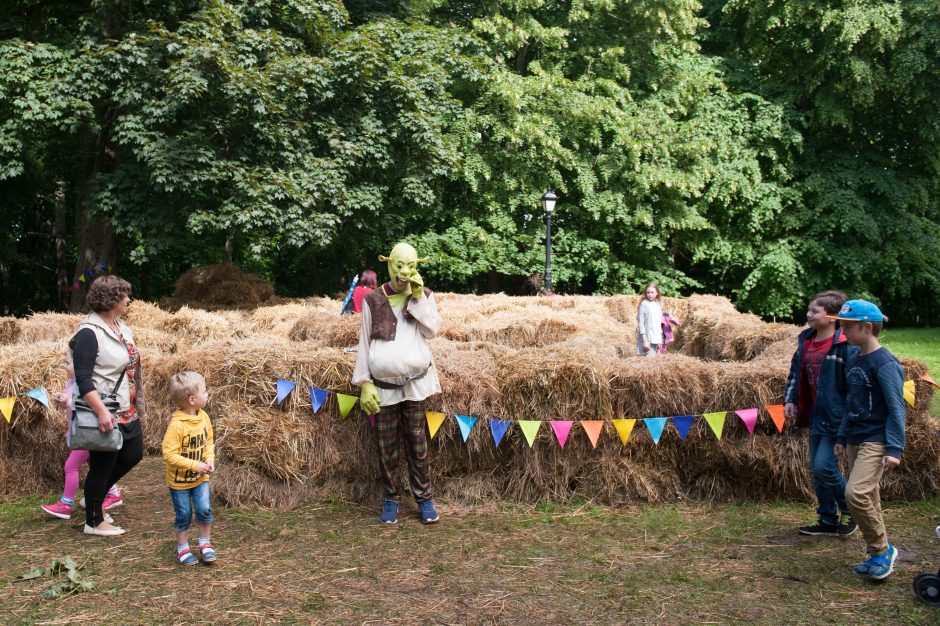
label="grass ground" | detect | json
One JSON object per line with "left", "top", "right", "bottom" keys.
{"left": 2, "top": 327, "right": 938, "bottom": 624}
{"left": 2, "top": 458, "right": 939, "bottom": 625}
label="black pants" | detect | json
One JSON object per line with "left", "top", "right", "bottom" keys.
{"left": 85, "top": 421, "right": 143, "bottom": 527}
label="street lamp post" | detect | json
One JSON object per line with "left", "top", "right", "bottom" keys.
{"left": 541, "top": 188, "right": 558, "bottom": 293}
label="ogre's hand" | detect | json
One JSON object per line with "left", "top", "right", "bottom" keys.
{"left": 408, "top": 271, "right": 425, "bottom": 299}
{"left": 360, "top": 382, "right": 381, "bottom": 415}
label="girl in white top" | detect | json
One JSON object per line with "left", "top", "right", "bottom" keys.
{"left": 636, "top": 282, "right": 664, "bottom": 357}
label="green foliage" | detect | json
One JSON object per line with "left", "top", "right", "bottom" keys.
{"left": 14, "top": 556, "right": 95, "bottom": 599}
{"left": 0, "top": 0, "right": 937, "bottom": 322}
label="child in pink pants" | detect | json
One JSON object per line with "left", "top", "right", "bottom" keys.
{"left": 40, "top": 357, "right": 123, "bottom": 520}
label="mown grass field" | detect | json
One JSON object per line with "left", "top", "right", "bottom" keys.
{"left": 1, "top": 328, "right": 937, "bottom": 624}
{"left": 882, "top": 328, "right": 940, "bottom": 416}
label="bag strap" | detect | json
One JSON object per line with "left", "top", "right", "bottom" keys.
{"left": 108, "top": 368, "right": 126, "bottom": 398}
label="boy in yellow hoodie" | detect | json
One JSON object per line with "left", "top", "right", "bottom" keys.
{"left": 162, "top": 371, "right": 216, "bottom": 566}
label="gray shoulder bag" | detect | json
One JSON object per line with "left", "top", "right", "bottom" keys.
{"left": 67, "top": 368, "right": 125, "bottom": 452}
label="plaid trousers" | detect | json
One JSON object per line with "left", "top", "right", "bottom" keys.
{"left": 373, "top": 400, "right": 431, "bottom": 501}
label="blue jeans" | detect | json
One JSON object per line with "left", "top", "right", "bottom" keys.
{"left": 169, "top": 481, "right": 213, "bottom": 532}
{"left": 809, "top": 434, "right": 848, "bottom": 525}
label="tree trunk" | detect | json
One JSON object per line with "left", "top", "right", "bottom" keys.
{"left": 53, "top": 184, "right": 69, "bottom": 311}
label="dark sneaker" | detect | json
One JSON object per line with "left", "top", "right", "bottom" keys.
{"left": 868, "top": 544, "right": 898, "bottom": 580}
{"left": 417, "top": 499, "right": 440, "bottom": 524}
{"left": 380, "top": 499, "right": 399, "bottom": 525}
{"left": 838, "top": 514, "right": 858, "bottom": 537}
{"left": 798, "top": 520, "right": 839, "bottom": 536}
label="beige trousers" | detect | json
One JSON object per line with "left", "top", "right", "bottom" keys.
{"left": 845, "top": 442, "right": 889, "bottom": 555}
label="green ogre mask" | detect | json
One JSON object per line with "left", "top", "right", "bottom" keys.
{"left": 378, "top": 243, "right": 428, "bottom": 292}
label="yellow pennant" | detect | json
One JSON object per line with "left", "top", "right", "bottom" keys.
{"left": 611, "top": 419, "right": 636, "bottom": 446}
{"left": 336, "top": 393, "right": 358, "bottom": 419}
{"left": 518, "top": 420, "right": 541, "bottom": 448}
{"left": 903, "top": 380, "right": 915, "bottom": 408}
{"left": 426, "top": 411, "right": 446, "bottom": 439}
{"left": 0, "top": 397, "right": 14, "bottom": 423}
{"left": 703, "top": 412, "right": 727, "bottom": 440}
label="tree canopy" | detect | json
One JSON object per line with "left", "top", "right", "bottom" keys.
{"left": 2, "top": 0, "right": 938, "bottom": 323}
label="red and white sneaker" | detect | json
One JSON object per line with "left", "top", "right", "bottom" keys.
{"left": 40, "top": 501, "right": 73, "bottom": 520}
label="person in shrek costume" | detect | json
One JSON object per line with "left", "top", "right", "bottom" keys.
{"left": 352, "top": 242, "right": 443, "bottom": 525}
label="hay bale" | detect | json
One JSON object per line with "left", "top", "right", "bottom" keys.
{"left": 18, "top": 313, "right": 81, "bottom": 344}
{"left": 0, "top": 317, "right": 21, "bottom": 345}
{"left": 288, "top": 312, "right": 360, "bottom": 347}
{"left": 170, "top": 263, "right": 276, "bottom": 309}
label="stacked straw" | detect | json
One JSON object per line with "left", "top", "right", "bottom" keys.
{"left": 1, "top": 292, "right": 937, "bottom": 510}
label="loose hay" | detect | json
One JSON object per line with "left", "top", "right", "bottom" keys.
{"left": 3, "top": 293, "right": 938, "bottom": 509}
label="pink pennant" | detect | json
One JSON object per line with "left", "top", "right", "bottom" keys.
{"left": 550, "top": 420, "right": 573, "bottom": 448}
{"left": 735, "top": 408, "right": 758, "bottom": 434}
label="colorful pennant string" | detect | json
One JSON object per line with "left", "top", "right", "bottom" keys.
{"left": 0, "top": 397, "right": 15, "bottom": 423}
{"left": 26, "top": 387, "right": 50, "bottom": 409}
{"left": 765, "top": 404, "right": 786, "bottom": 432}
{"left": 275, "top": 379, "right": 296, "bottom": 405}
{"left": 611, "top": 419, "right": 636, "bottom": 446}
{"left": 703, "top": 412, "right": 726, "bottom": 440}
{"left": 336, "top": 393, "right": 358, "bottom": 418}
{"left": 580, "top": 420, "right": 604, "bottom": 449}
{"left": 309, "top": 387, "right": 330, "bottom": 414}
{"left": 518, "top": 420, "right": 541, "bottom": 448}
{"left": 903, "top": 380, "right": 915, "bottom": 408}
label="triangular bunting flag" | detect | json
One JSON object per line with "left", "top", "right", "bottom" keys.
{"left": 903, "top": 380, "right": 915, "bottom": 408}
{"left": 78, "top": 274, "right": 86, "bottom": 283}
{"left": 336, "top": 393, "right": 358, "bottom": 418}
{"left": 490, "top": 419, "right": 511, "bottom": 447}
{"left": 645, "top": 417, "right": 668, "bottom": 444}
{"left": 703, "top": 412, "right": 727, "bottom": 440}
{"left": 671, "top": 415, "right": 695, "bottom": 441}
{"left": 518, "top": 420, "right": 541, "bottom": 448}
{"left": 426, "top": 411, "right": 446, "bottom": 439}
{"left": 921, "top": 374, "right": 939, "bottom": 389}
{"left": 611, "top": 419, "right": 636, "bottom": 446}
{"left": 26, "top": 387, "right": 50, "bottom": 409}
{"left": 735, "top": 408, "right": 759, "bottom": 434}
{"left": 550, "top": 420, "right": 573, "bottom": 448}
{"left": 765, "top": 404, "right": 786, "bottom": 432}
{"left": 455, "top": 414, "right": 478, "bottom": 443}
{"left": 276, "top": 379, "right": 296, "bottom": 405}
{"left": 0, "top": 397, "right": 14, "bottom": 423}
{"left": 581, "top": 420, "right": 604, "bottom": 449}
{"left": 309, "top": 387, "right": 330, "bottom": 414}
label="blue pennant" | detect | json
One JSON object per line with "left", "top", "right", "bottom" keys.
{"left": 672, "top": 415, "right": 696, "bottom": 441}
{"left": 490, "top": 419, "right": 511, "bottom": 447}
{"left": 276, "top": 379, "right": 296, "bottom": 405}
{"left": 455, "top": 414, "right": 478, "bottom": 443}
{"left": 645, "top": 417, "right": 668, "bottom": 445}
{"left": 309, "top": 387, "right": 330, "bottom": 414}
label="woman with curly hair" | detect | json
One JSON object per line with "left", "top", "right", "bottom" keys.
{"left": 70, "top": 275, "right": 147, "bottom": 536}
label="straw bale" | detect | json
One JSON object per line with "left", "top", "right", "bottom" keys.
{"left": 246, "top": 302, "right": 314, "bottom": 337}
{"left": 678, "top": 295, "right": 798, "bottom": 361}
{"left": 171, "top": 263, "right": 276, "bottom": 309}
{"left": 288, "top": 312, "right": 360, "bottom": 347}
{"left": 0, "top": 317, "right": 21, "bottom": 345}
{"left": 18, "top": 312, "right": 82, "bottom": 344}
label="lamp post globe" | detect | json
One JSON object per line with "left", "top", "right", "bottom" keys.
{"left": 541, "top": 189, "right": 557, "bottom": 292}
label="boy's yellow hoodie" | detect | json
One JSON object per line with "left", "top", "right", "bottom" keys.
{"left": 162, "top": 409, "right": 214, "bottom": 489}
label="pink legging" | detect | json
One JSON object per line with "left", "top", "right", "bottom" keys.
{"left": 63, "top": 450, "right": 90, "bottom": 500}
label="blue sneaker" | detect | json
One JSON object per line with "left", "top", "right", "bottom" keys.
{"left": 867, "top": 544, "right": 898, "bottom": 580}
{"left": 417, "top": 499, "right": 439, "bottom": 524}
{"left": 852, "top": 554, "right": 878, "bottom": 576}
{"left": 380, "top": 499, "right": 399, "bottom": 525}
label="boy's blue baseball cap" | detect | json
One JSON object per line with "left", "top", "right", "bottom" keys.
{"left": 827, "top": 299, "right": 885, "bottom": 323}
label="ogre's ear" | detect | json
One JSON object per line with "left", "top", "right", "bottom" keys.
{"left": 378, "top": 255, "right": 390, "bottom": 262}
{"left": 416, "top": 256, "right": 430, "bottom": 264}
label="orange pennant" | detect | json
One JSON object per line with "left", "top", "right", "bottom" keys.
{"left": 580, "top": 421, "right": 604, "bottom": 449}
{"left": 765, "top": 404, "right": 786, "bottom": 433}
{"left": 921, "top": 374, "right": 939, "bottom": 389}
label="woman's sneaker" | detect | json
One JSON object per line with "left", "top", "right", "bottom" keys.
{"left": 40, "top": 501, "right": 73, "bottom": 520}
{"left": 417, "top": 499, "right": 439, "bottom": 524}
{"left": 798, "top": 520, "right": 839, "bottom": 536}
{"left": 838, "top": 514, "right": 858, "bottom": 537}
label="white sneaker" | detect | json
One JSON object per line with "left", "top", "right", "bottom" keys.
{"left": 83, "top": 523, "right": 125, "bottom": 537}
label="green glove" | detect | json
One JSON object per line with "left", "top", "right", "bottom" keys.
{"left": 407, "top": 270, "right": 425, "bottom": 299}
{"left": 360, "top": 382, "right": 381, "bottom": 415}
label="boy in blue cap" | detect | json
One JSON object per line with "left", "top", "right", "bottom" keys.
{"left": 830, "top": 300, "right": 906, "bottom": 580}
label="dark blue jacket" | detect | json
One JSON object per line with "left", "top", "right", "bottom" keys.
{"left": 784, "top": 326, "right": 859, "bottom": 436}
{"left": 837, "top": 347, "right": 906, "bottom": 459}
